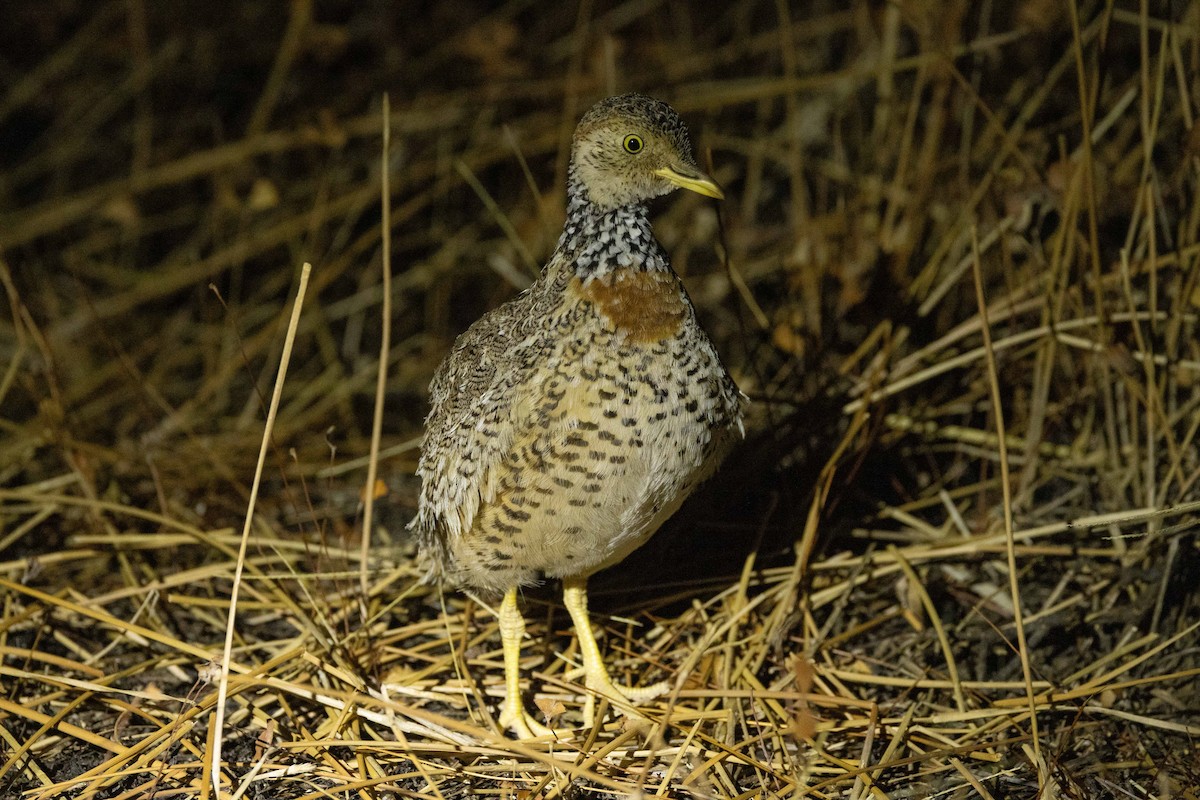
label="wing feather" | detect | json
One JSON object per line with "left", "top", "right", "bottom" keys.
{"left": 410, "top": 285, "right": 550, "bottom": 572}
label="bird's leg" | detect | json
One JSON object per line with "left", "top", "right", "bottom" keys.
{"left": 496, "top": 587, "right": 555, "bottom": 739}
{"left": 562, "top": 576, "right": 669, "bottom": 727}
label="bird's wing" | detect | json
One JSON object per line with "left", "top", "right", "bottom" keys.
{"left": 411, "top": 289, "right": 545, "bottom": 550}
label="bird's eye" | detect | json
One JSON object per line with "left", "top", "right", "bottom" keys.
{"left": 622, "top": 134, "right": 644, "bottom": 154}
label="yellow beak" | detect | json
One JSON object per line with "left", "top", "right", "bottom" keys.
{"left": 653, "top": 164, "right": 725, "bottom": 200}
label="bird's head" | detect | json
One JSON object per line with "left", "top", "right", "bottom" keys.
{"left": 569, "top": 94, "right": 723, "bottom": 209}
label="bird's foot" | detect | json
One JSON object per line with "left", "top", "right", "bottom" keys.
{"left": 498, "top": 695, "right": 560, "bottom": 740}
{"left": 580, "top": 671, "right": 670, "bottom": 728}
{"left": 561, "top": 577, "right": 672, "bottom": 728}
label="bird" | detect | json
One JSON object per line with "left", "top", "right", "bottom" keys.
{"left": 412, "top": 93, "right": 743, "bottom": 739}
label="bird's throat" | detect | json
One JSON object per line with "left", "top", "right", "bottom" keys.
{"left": 557, "top": 172, "right": 669, "bottom": 281}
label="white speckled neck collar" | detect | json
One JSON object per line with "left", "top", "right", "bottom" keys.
{"left": 554, "top": 165, "right": 669, "bottom": 282}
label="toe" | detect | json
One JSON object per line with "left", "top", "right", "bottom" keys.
{"left": 500, "top": 701, "right": 559, "bottom": 739}
{"left": 579, "top": 676, "right": 670, "bottom": 727}
{"left": 612, "top": 678, "right": 669, "bottom": 702}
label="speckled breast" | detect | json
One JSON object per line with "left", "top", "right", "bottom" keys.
{"left": 446, "top": 269, "right": 740, "bottom": 593}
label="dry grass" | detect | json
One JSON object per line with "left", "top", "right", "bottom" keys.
{"left": 2, "top": 1, "right": 1199, "bottom": 798}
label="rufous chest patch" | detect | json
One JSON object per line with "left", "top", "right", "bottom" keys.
{"left": 573, "top": 270, "right": 688, "bottom": 343}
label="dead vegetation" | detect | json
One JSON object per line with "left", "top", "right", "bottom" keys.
{"left": 1, "top": 1, "right": 1199, "bottom": 797}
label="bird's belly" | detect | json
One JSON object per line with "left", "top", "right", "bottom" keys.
{"left": 447, "top": 334, "right": 734, "bottom": 592}
{"left": 531, "top": 401, "right": 705, "bottom": 575}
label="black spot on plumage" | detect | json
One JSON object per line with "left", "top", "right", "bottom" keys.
{"left": 502, "top": 506, "right": 531, "bottom": 522}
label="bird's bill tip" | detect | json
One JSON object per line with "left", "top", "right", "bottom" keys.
{"left": 653, "top": 165, "right": 725, "bottom": 200}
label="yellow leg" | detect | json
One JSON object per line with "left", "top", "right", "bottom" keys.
{"left": 562, "top": 576, "right": 668, "bottom": 727}
{"left": 496, "top": 587, "right": 554, "bottom": 739}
